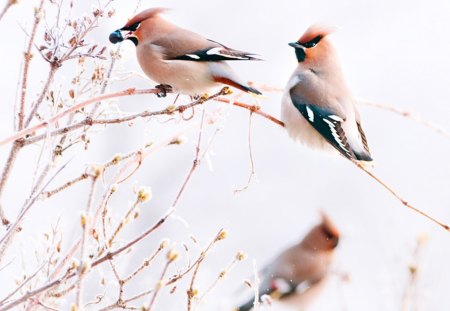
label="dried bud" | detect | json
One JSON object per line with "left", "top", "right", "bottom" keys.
{"left": 409, "top": 264, "right": 418, "bottom": 276}
{"left": 80, "top": 212, "right": 87, "bottom": 228}
{"left": 159, "top": 239, "right": 169, "bottom": 250}
{"left": 56, "top": 240, "right": 62, "bottom": 253}
{"left": 137, "top": 186, "right": 152, "bottom": 203}
{"left": 187, "top": 288, "right": 199, "bottom": 298}
{"left": 71, "top": 304, "right": 78, "bottom": 311}
{"left": 92, "top": 8, "right": 102, "bottom": 17}
{"left": 167, "top": 249, "right": 179, "bottom": 262}
{"left": 221, "top": 86, "right": 233, "bottom": 95}
{"left": 111, "top": 153, "right": 122, "bottom": 165}
{"left": 79, "top": 261, "right": 91, "bottom": 274}
{"left": 92, "top": 228, "right": 99, "bottom": 241}
{"left": 70, "top": 259, "right": 80, "bottom": 270}
{"left": 69, "top": 89, "right": 75, "bottom": 98}
{"left": 217, "top": 229, "right": 228, "bottom": 241}
{"left": 69, "top": 36, "right": 77, "bottom": 47}
{"left": 219, "top": 270, "right": 227, "bottom": 278}
{"left": 110, "top": 184, "right": 118, "bottom": 193}
{"left": 166, "top": 105, "right": 177, "bottom": 113}
{"left": 170, "top": 136, "right": 186, "bottom": 145}
{"left": 90, "top": 164, "right": 103, "bottom": 178}
{"left": 236, "top": 251, "right": 247, "bottom": 261}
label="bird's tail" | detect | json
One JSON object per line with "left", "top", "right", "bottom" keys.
{"left": 213, "top": 77, "right": 262, "bottom": 95}
{"left": 354, "top": 150, "right": 373, "bottom": 162}
{"left": 235, "top": 299, "right": 255, "bottom": 311}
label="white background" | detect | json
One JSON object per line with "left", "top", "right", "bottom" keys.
{"left": 1, "top": 0, "right": 450, "bottom": 310}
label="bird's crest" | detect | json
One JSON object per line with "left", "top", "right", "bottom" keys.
{"left": 320, "top": 211, "right": 340, "bottom": 239}
{"left": 123, "top": 7, "right": 169, "bottom": 28}
{"left": 297, "top": 24, "right": 337, "bottom": 45}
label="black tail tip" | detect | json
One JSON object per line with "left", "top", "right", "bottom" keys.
{"left": 247, "top": 86, "right": 262, "bottom": 95}
{"left": 355, "top": 152, "right": 373, "bottom": 162}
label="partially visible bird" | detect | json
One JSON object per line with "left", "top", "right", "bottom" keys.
{"left": 236, "top": 213, "right": 340, "bottom": 311}
{"left": 109, "top": 8, "right": 261, "bottom": 96}
{"left": 281, "top": 25, "right": 373, "bottom": 164}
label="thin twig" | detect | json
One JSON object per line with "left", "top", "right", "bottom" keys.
{"left": 197, "top": 255, "right": 241, "bottom": 307}
{"left": 24, "top": 64, "right": 58, "bottom": 128}
{"left": 0, "top": 140, "right": 23, "bottom": 225}
{"left": 352, "top": 160, "right": 450, "bottom": 231}
{"left": 360, "top": 100, "right": 450, "bottom": 140}
{"left": 4, "top": 88, "right": 161, "bottom": 147}
{"left": 2, "top": 87, "right": 281, "bottom": 147}
{"left": 42, "top": 173, "right": 89, "bottom": 199}
{"left": 0, "top": 263, "right": 46, "bottom": 305}
{"left": 18, "top": 0, "right": 45, "bottom": 130}
{"left": 0, "top": 0, "right": 16, "bottom": 22}
{"left": 215, "top": 96, "right": 285, "bottom": 127}
{"left": 75, "top": 176, "right": 99, "bottom": 308}
{"left": 147, "top": 258, "right": 173, "bottom": 311}
{"left": 171, "top": 109, "right": 206, "bottom": 208}
{"left": 187, "top": 261, "right": 203, "bottom": 311}
{"left": 0, "top": 160, "right": 70, "bottom": 264}
{"left": 234, "top": 112, "right": 256, "bottom": 193}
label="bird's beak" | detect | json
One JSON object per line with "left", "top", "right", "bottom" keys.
{"left": 109, "top": 28, "right": 136, "bottom": 44}
{"left": 288, "top": 41, "right": 304, "bottom": 49}
{"left": 109, "top": 29, "right": 124, "bottom": 44}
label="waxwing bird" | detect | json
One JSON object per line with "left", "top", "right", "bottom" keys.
{"left": 281, "top": 25, "right": 373, "bottom": 163}
{"left": 236, "top": 213, "right": 340, "bottom": 311}
{"left": 109, "top": 8, "right": 261, "bottom": 96}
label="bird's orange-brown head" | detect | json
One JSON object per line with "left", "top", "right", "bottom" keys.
{"left": 288, "top": 25, "right": 336, "bottom": 64}
{"left": 109, "top": 8, "right": 168, "bottom": 46}
{"left": 302, "top": 212, "right": 340, "bottom": 251}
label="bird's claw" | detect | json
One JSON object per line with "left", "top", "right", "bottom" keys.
{"left": 155, "top": 84, "right": 173, "bottom": 98}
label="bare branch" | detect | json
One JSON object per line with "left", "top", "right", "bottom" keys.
{"left": 18, "top": 0, "right": 45, "bottom": 130}
{"left": 0, "top": 0, "right": 16, "bottom": 22}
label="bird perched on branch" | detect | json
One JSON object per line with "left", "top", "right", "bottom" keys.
{"left": 281, "top": 25, "right": 373, "bottom": 164}
{"left": 109, "top": 8, "right": 261, "bottom": 97}
{"left": 236, "top": 213, "right": 340, "bottom": 311}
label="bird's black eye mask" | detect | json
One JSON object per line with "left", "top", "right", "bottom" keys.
{"left": 120, "top": 22, "right": 141, "bottom": 32}
{"left": 300, "top": 35, "right": 323, "bottom": 48}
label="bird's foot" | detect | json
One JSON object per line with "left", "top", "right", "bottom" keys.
{"left": 155, "top": 84, "right": 173, "bottom": 98}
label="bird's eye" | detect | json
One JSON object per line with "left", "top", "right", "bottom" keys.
{"left": 322, "top": 228, "right": 335, "bottom": 240}
{"left": 301, "top": 35, "right": 323, "bottom": 48}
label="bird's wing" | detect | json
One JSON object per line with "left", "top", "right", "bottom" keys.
{"left": 289, "top": 83, "right": 357, "bottom": 160}
{"left": 357, "top": 121, "right": 371, "bottom": 154}
{"left": 153, "top": 30, "right": 260, "bottom": 61}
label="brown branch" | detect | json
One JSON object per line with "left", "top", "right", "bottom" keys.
{"left": 24, "top": 64, "right": 58, "bottom": 128}
{"left": 187, "top": 261, "right": 202, "bottom": 311}
{"left": 76, "top": 175, "right": 99, "bottom": 308}
{"left": 215, "top": 97, "right": 285, "bottom": 127}
{"left": 165, "top": 229, "right": 227, "bottom": 287}
{"left": 0, "top": 140, "right": 23, "bottom": 225}
{"left": 352, "top": 160, "right": 450, "bottom": 231}
{"left": 0, "top": 0, "right": 16, "bottom": 22}
{"left": 3, "top": 88, "right": 158, "bottom": 147}
{"left": 42, "top": 173, "right": 89, "bottom": 199}
{"left": 5, "top": 88, "right": 282, "bottom": 147}
{"left": 18, "top": 0, "right": 45, "bottom": 130}
{"left": 147, "top": 252, "right": 176, "bottom": 311}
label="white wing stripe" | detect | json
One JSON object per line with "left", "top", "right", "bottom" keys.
{"left": 323, "top": 119, "right": 349, "bottom": 152}
{"left": 306, "top": 106, "right": 315, "bottom": 122}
